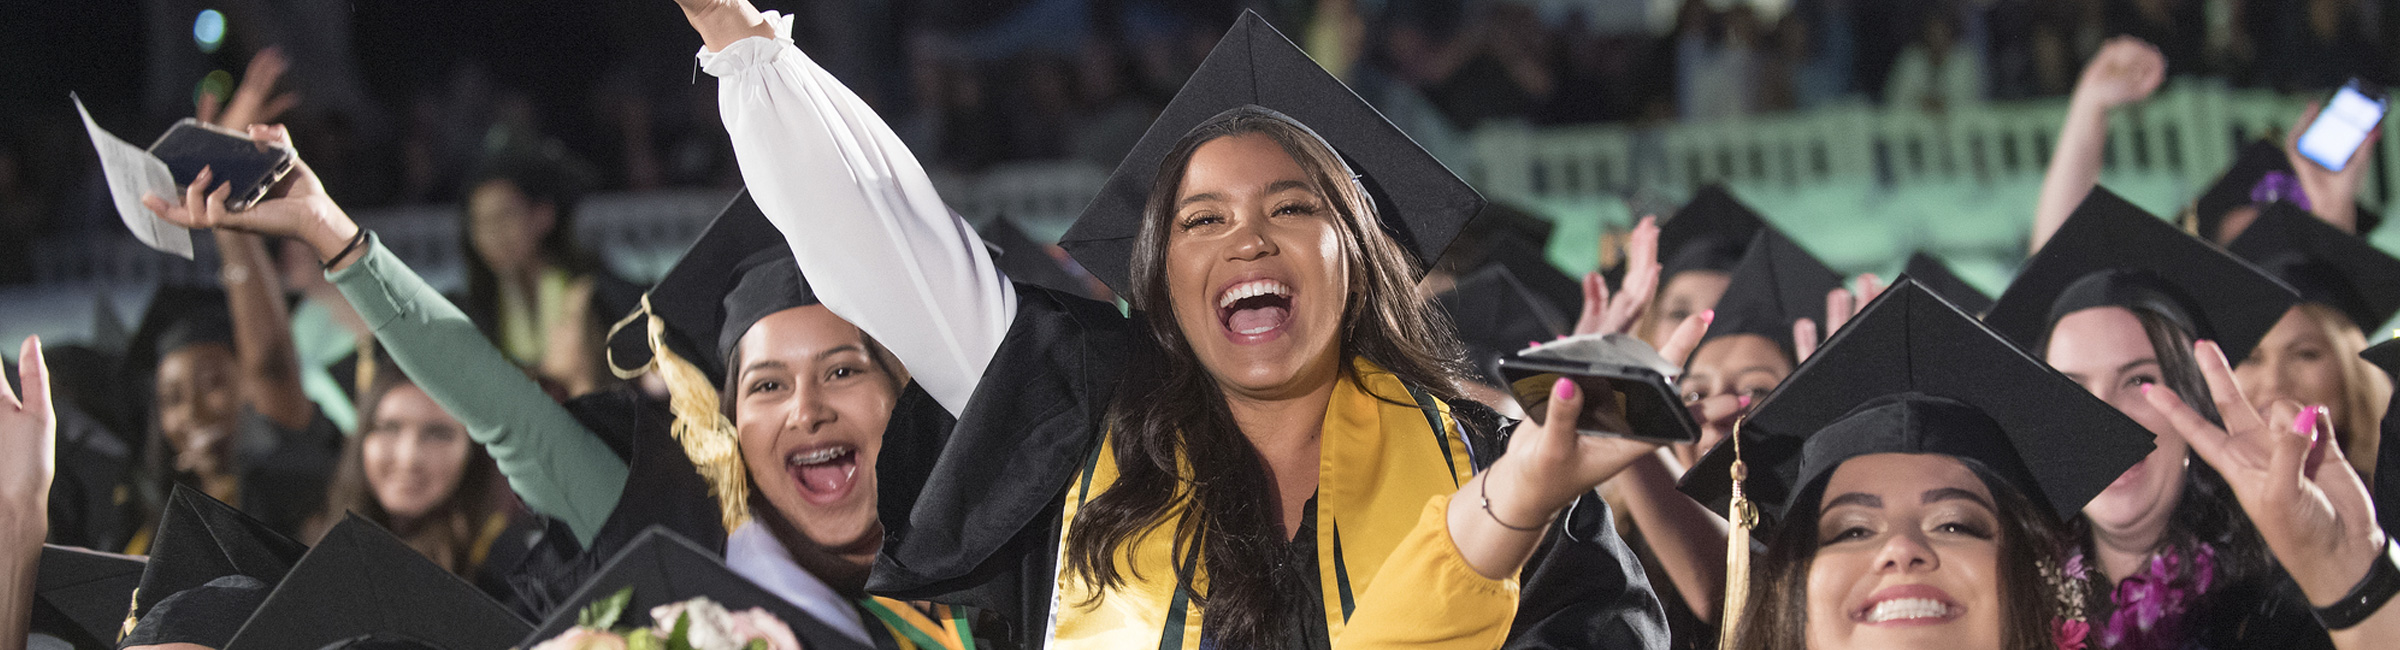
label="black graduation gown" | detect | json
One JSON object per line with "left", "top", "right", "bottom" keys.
{"left": 869, "top": 284, "right": 1671, "bottom": 649}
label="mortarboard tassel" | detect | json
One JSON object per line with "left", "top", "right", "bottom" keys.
{"left": 1718, "top": 418, "right": 1756, "bottom": 647}
{"left": 610, "top": 297, "right": 752, "bottom": 534}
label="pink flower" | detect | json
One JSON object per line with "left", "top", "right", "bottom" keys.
{"left": 528, "top": 628, "right": 629, "bottom": 650}
{"left": 2052, "top": 618, "right": 2089, "bottom": 650}
{"left": 650, "top": 597, "right": 804, "bottom": 650}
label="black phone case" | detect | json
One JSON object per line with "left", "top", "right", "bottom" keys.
{"left": 147, "top": 119, "right": 295, "bottom": 211}
{"left": 1497, "top": 356, "right": 1702, "bottom": 444}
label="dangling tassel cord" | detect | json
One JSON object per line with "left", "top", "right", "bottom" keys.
{"left": 608, "top": 296, "right": 753, "bottom": 533}
{"left": 1717, "top": 418, "right": 1757, "bottom": 647}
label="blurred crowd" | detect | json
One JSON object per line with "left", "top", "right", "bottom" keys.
{"left": 6, "top": 0, "right": 2396, "bottom": 286}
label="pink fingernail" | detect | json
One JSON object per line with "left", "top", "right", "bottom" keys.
{"left": 1554, "top": 377, "right": 1577, "bottom": 400}
{"left": 1737, "top": 395, "right": 1752, "bottom": 408}
{"left": 2295, "top": 405, "right": 2320, "bottom": 435}
{"left": 1700, "top": 309, "right": 1716, "bottom": 323}
{"left": 2140, "top": 383, "right": 2152, "bottom": 396}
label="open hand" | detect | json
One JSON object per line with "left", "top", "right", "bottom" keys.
{"left": 1574, "top": 216, "right": 1661, "bottom": 336}
{"left": 1, "top": 337, "right": 54, "bottom": 526}
{"left": 2073, "top": 37, "right": 2165, "bottom": 111}
{"left": 2142, "top": 339, "right": 2386, "bottom": 606}
{"left": 1491, "top": 377, "right": 1666, "bottom": 525}
{"left": 200, "top": 47, "right": 299, "bottom": 131}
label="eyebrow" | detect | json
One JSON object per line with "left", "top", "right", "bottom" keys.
{"left": 1175, "top": 180, "right": 1319, "bottom": 209}
{"left": 740, "top": 360, "right": 788, "bottom": 377}
{"left": 1922, "top": 487, "right": 1994, "bottom": 510}
{"left": 816, "top": 344, "right": 864, "bottom": 361}
{"left": 1824, "top": 493, "right": 1882, "bottom": 510}
{"left": 2116, "top": 358, "right": 2161, "bottom": 375}
{"left": 1176, "top": 191, "right": 1224, "bottom": 209}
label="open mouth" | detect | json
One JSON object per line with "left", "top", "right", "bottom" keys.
{"left": 785, "top": 445, "right": 860, "bottom": 505}
{"left": 1854, "top": 593, "right": 1960, "bottom": 626}
{"left": 1217, "top": 279, "right": 1294, "bottom": 340}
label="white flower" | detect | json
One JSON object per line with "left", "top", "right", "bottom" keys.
{"left": 527, "top": 627, "right": 629, "bottom": 650}
{"left": 649, "top": 597, "right": 800, "bottom": 650}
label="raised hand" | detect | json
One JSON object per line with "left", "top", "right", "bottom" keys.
{"left": 2142, "top": 340, "right": 2386, "bottom": 608}
{"left": 201, "top": 47, "right": 300, "bottom": 131}
{"left": 1574, "top": 216, "right": 1661, "bottom": 336}
{"left": 673, "top": 0, "right": 775, "bottom": 52}
{"left": 141, "top": 125, "right": 362, "bottom": 270}
{"left": 0, "top": 337, "right": 54, "bottom": 526}
{"left": 2073, "top": 37, "right": 2165, "bottom": 111}
{"left": 1795, "top": 273, "right": 1882, "bottom": 362}
{"left": 1494, "top": 377, "right": 1667, "bottom": 525}
{"left": 2286, "top": 101, "right": 2380, "bottom": 233}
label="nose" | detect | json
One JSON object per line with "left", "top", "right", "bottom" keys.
{"left": 1226, "top": 214, "right": 1278, "bottom": 261}
{"left": 1872, "top": 529, "right": 1940, "bottom": 574}
{"left": 785, "top": 384, "right": 837, "bottom": 434}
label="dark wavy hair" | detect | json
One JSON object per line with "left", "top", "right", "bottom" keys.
{"left": 1061, "top": 106, "right": 1474, "bottom": 647}
{"left": 1732, "top": 461, "right": 2064, "bottom": 650}
{"left": 2037, "top": 306, "right": 2271, "bottom": 634}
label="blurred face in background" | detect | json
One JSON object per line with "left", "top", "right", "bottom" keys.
{"left": 364, "top": 383, "right": 474, "bottom": 521}
{"left": 2046, "top": 307, "right": 2188, "bottom": 545}
{"left": 155, "top": 343, "right": 241, "bottom": 475}
{"left": 467, "top": 179, "right": 554, "bottom": 275}
{"left": 2235, "top": 306, "right": 2346, "bottom": 425}
{"left": 1644, "top": 270, "right": 1730, "bottom": 346}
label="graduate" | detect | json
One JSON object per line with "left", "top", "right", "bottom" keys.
{"left": 1986, "top": 187, "right": 2327, "bottom": 648}
{"left": 1683, "top": 280, "right": 2156, "bottom": 650}
{"left": 2224, "top": 203, "right": 2400, "bottom": 482}
{"left": 139, "top": 130, "right": 957, "bottom": 647}
{"left": 686, "top": 0, "right": 1670, "bottom": 646}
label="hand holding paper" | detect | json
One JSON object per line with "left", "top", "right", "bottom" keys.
{"left": 73, "top": 94, "right": 194, "bottom": 259}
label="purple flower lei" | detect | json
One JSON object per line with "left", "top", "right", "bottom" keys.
{"left": 2250, "top": 171, "right": 2312, "bottom": 212}
{"left": 2064, "top": 543, "right": 2218, "bottom": 650}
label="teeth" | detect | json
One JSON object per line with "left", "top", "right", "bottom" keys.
{"left": 787, "top": 447, "right": 848, "bottom": 465}
{"left": 1865, "top": 598, "right": 1950, "bottom": 623}
{"left": 1218, "top": 280, "right": 1292, "bottom": 309}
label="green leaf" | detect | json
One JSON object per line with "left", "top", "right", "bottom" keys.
{"left": 666, "top": 611, "right": 694, "bottom": 650}
{"left": 628, "top": 629, "right": 664, "bottom": 650}
{"left": 745, "top": 640, "right": 768, "bottom": 650}
{"left": 579, "top": 585, "right": 634, "bottom": 630}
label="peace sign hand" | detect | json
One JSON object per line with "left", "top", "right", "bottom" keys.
{"left": 2140, "top": 339, "right": 2386, "bottom": 607}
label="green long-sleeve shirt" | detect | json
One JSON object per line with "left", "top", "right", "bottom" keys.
{"left": 330, "top": 234, "right": 625, "bottom": 545}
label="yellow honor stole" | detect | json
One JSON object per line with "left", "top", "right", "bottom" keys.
{"left": 1048, "top": 358, "right": 1475, "bottom": 649}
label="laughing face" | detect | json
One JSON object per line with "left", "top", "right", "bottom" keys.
{"left": 731, "top": 306, "right": 900, "bottom": 570}
{"left": 2044, "top": 307, "right": 2189, "bottom": 544}
{"left": 1804, "top": 453, "right": 2006, "bottom": 650}
{"left": 1163, "top": 133, "right": 1351, "bottom": 399}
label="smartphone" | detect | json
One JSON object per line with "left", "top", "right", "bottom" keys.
{"left": 2297, "top": 80, "right": 2389, "bottom": 172}
{"left": 146, "top": 119, "right": 295, "bottom": 210}
{"left": 1498, "top": 335, "right": 1700, "bottom": 444}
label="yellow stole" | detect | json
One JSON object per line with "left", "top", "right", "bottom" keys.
{"left": 1049, "top": 358, "right": 1475, "bottom": 649}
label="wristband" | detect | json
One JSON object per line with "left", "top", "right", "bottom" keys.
{"left": 323, "top": 227, "right": 369, "bottom": 271}
{"left": 2313, "top": 538, "right": 2400, "bottom": 631}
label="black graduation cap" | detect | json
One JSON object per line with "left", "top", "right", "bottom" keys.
{"left": 2368, "top": 336, "right": 2400, "bottom": 536}
{"left": 1986, "top": 186, "right": 2299, "bottom": 365}
{"left": 122, "top": 485, "right": 307, "bottom": 646}
{"left": 1657, "top": 184, "right": 1768, "bottom": 280}
{"left": 979, "top": 215, "right": 1101, "bottom": 300}
{"left": 1680, "top": 280, "right": 2156, "bottom": 533}
{"left": 222, "top": 515, "right": 531, "bottom": 650}
{"left": 30, "top": 545, "right": 143, "bottom": 649}
{"left": 604, "top": 189, "right": 817, "bottom": 388}
{"left": 2225, "top": 202, "right": 2400, "bottom": 330}
{"left": 2191, "top": 140, "right": 2296, "bottom": 242}
{"left": 1903, "top": 252, "right": 1993, "bottom": 315}
{"left": 1698, "top": 229, "right": 1843, "bottom": 361}
{"left": 129, "top": 486, "right": 308, "bottom": 620}
{"left": 121, "top": 285, "right": 233, "bottom": 379}
{"left": 1057, "top": 10, "right": 1483, "bottom": 297}
{"left": 1436, "top": 265, "right": 1569, "bottom": 386}
{"left": 520, "top": 527, "right": 872, "bottom": 650}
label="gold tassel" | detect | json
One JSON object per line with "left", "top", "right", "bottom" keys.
{"left": 1718, "top": 419, "right": 1757, "bottom": 647}
{"left": 613, "top": 296, "right": 753, "bottom": 533}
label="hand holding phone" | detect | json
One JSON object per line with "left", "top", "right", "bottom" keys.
{"left": 147, "top": 119, "right": 295, "bottom": 211}
{"left": 2297, "top": 80, "right": 2387, "bottom": 173}
{"left": 1499, "top": 334, "right": 1700, "bottom": 444}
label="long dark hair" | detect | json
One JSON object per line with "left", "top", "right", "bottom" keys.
{"left": 2040, "top": 306, "right": 2271, "bottom": 630}
{"left": 1733, "top": 463, "right": 2064, "bottom": 650}
{"left": 1062, "top": 107, "right": 1474, "bottom": 647}
{"left": 315, "top": 366, "right": 508, "bottom": 576}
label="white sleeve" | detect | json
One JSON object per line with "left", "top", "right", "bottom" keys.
{"left": 700, "top": 12, "right": 1016, "bottom": 416}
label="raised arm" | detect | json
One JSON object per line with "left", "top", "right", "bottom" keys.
{"left": 2031, "top": 38, "right": 2163, "bottom": 254}
{"left": 690, "top": 1, "right": 1016, "bottom": 415}
{"left": 216, "top": 230, "right": 316, "bottom": 431}
{"left": 0, "top": 338, "right": 55, "bottom": 648}
{"left": 144, "top": 126, "right": 627, "bottom": 546}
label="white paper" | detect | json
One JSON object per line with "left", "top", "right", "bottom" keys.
{"left": 73, "top": 93, "right": 193, "bottom": 259}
